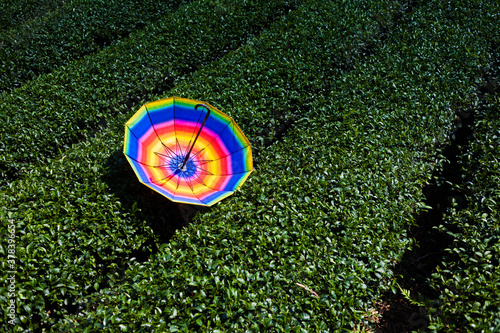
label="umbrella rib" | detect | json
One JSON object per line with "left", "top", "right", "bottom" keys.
{"left": 149, "top": 171, "right": 177, "bottom": 186}
{"left": 186, "top": 105, "right": 206, "bottom": 157}
{"left": 189, "top": 174, "right": 220, "bottom": 204}
{"left": 158, "top": 171, "right": 177, "bottom": 183}
{"left": 182, "top": 175, "right": 204, "bottom": 205}
{"left": 125, "top": 154, "right": 163, "bottom": 168}
{"left": 176, "top": 172, "right": 181, "bottom": 190}
{"left": 189, "top": 171, "right": 252, "bottom": 191}
{"left": 166, "top": 144, "right": 177, "bottom": 157}
{"left": 205, "top": 170, "right": 253, "bottom": 177}
{"left": 210, "top": 145, "right": 252, "bottom": 163}
{"left": 126, "top": 125, "right": 176, "bottom": 162}
{"left": 176, "top": 138, "right": 184, "bottom": 158}
{"left": 193, "top": 178, "right": 235, "bottom": 193}
{"left": 194, "top": 173, "right": 207, "bottom": 186}
{"left": 163, "top": 173, "right": 177, "bottom": 183}
{"left": 191, "top": 120, "right": 233, "bottom": 159}
{"left": 155, "top": 151, "right": 175, "bottom": 163}
{"left": 191, "top": 184, "right": 205, "bottom": 205}
{"left": 158, "top": 144, "right": 177, "bottom": 160}
{"left": 194, "top": 165, "right": 213, "bottom": 175}
{"left": 172, "top": 173, "right": 192, "bottom": 203}
{"left": 196, "top": 159, "right": 213, "bottom": 165}
{"left": 125, "top": 124, "right": 146, "bottom": 145}
{"left": 145, "top": 104, "right": 168, "bottom": 155}
{"left": 184, "top": 172, "right": 194, "bottom": 191}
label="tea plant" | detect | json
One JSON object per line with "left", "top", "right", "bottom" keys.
{"left": 0, "top": 0, "right": 64, "bottom": 30}
{"left": 0, "top": 0, "right": 189, "bottom": 93}
{"left": 0, "top": 0, "right": 302, "bottom": 188}
{"left": 425, "top": 94, "right": 500, "bottom": 331}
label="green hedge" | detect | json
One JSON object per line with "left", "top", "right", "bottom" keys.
{"left": 423, "top": 93, "right": 500, "bottom": 331}
{"left": 0, "top": 0, "right": 410, "bottom": 330}
{"left": 0, "top": 0, "right": 188, "bottom": 93}
{"left": 0, "top": 0, "right": 301, "bottom": 188}
{"left": 168, "top": 0, "right": 406, "bottom": 153}
{"left": 71, "top": 0, "right": 497, "bottom": 330}
{"left": 1, "top": 0, "right": 499, "bottom": 331}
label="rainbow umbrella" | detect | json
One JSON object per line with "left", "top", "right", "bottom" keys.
{"left": 123, "top": 97, "right": 253, "bottom": 206}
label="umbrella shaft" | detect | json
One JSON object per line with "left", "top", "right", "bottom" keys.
{"left": 181, "top": 104, "right": 211, "bottom": 169}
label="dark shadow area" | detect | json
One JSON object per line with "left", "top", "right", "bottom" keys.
{"left": 102, "top": 149, "right": 207, "bottom": 258}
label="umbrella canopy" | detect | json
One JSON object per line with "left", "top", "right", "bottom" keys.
{"left": 123, "top": 97, "right": 253, "bottom": 206}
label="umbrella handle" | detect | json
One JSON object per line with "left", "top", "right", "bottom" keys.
{"left": 180, "top": 104, "right": 211, "bottom": 169}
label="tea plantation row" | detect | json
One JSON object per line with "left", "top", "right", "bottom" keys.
{"left": 88, "top": 0, "right": 497, "bottom": 330}
{"left": 0, "top": 0, "right": 301, "bottom": 188}
{"left": 0, "top": 0, "right": 409, "bottom": 328}
{"left": 2, "top": 0, "right": 499, "bottom": 331}
{"left": 67, "top": 0, "right": 500, "bottom": 327}
{"left": 0, "top": 0, "right": 414, "bottom": 330}
{"left": 0, "top": 0, "right": 64, "bottom": 30}
{"left": 0, "top": 0, "right": 189, "bottom": 93}
{"left": 423, "top": 88, "right": 500, "bottom": 331}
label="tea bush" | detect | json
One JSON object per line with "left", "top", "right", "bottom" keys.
{"left": 424, "top": 94, "right": 500, "bottom": 331}
{"left": 1, "top": 0, "right": 499, "bottom": 331}
{"left": 0, "top": 0, "right": 301, "bottom": 188}
{"left": 0, "top": 0, "right": 411, "bottom": 330}
{"left": 70, "top": 0, "right": 497, "bottom": 330}
{"left": 0, "top": 0, "right": 64, "bottom": 30}
{"left": 168, "top": 0, "right": 407, "bottom": 153}
{"left": 0, "top": 0, "right": 188, "bottom": 93}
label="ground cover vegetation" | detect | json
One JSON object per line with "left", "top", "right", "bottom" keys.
{"left": 0, "top": 0, "right": 190, "bottom": 93}
{"left": 422, "top": 78, "right": 500, "bottom": 331}
{"left": 0, "top": 0, "right": 499, "bottom": 331}
{"left": 0, "top": 0, "right": 300, "bottom": 188}
{"left": 0, "top": 0, "right": 65, "bottom": 30}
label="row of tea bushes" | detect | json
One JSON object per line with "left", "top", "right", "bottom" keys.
{"left": 167, "top": 0, "right": 498, "bottom": 158}
{"left": 3, "top": 0, "right": 499, "bottom": 331}
{"left": 63, "top": 110, "right": 428, "bottom": 332}
{"left": 0, "top": 0, "right": 301, "bottom": 188}
{"left": 168, "top": 0, "right": 407, "bottom": 157}
{"left": 0, "top": 0, "right": 188, "bottom": 93}
{"left": 424, "top": 93, "right": 500, "bottom": 331}
{"left": 61, "top": 0, "right": 500, "bottom": 331}
{"left": 0, "top": 0, "right": 64, "bottom": 30}
{"left": 0, "top": 0, "right": 412, "bottom": 331}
